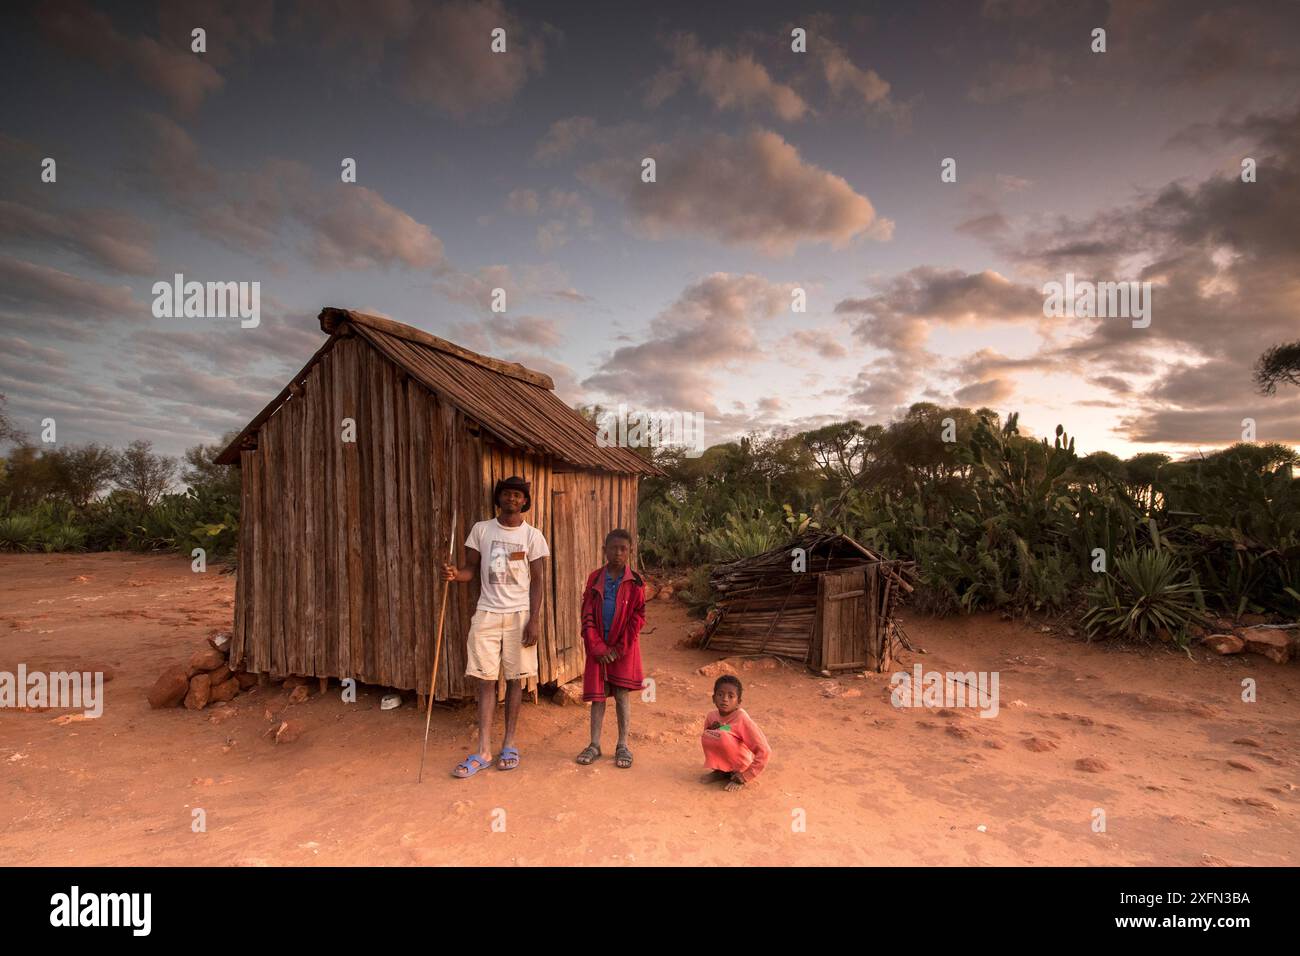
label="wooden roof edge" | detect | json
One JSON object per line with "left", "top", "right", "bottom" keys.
{"left": 214, "top": 333, "right": 340, "bottom": 465}
{"left": 319, "top": 307, "right": 555, "bottom": 391}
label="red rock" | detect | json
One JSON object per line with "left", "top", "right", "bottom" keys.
{"left": 1242, "top": 631, "right": 1292, "bottom": 664}
{"left": 208, "top": 705, "right": 237, "bottom": 724}
{"left": 551, "top": 681, "right": 584, "bottom": 706}
{"left": 1075, "top": 757, "right": 1111, "bottom": 772}
{"left": 287, "top": 685, "right": 310, "bottom": 704}
{"left": 696, "top": 660, "right": 737, "bottom": 678}
{"left": 274, "top": 719, "right": 305, "bottom": 744}
{"left": 210, "top": 678, "right": 239, "bottom": 703}
{"left": 1226, "top": 758, "right": 1258, "bottom": 772}
{"left": 283, "top": 675, "right": 310, "bottom": 689}
{"left": 208, "top": 664, "right": 232, "bottom": 686}
{"left": 234, "top": 671, "right": 258, "bottom": 690}
{"left": 207, "top": 630, "right": 232, "bottom": 652}
{"left": 1022, "top": 737, "right": 1058, "bottom": 752}
{"left": 190, "top": 647, "right": 225, "bottom": 673}
{"left": 184, "top": 673, "right": 212, "bottom": 710}
{"left": 1232, "top": 736, "right": 1262, "bottom": 747}
{"left": 148, "top": 664, "right": 191, "bottom": 709}
{"left": 1202, "top": 633, "right": 1244, "bottom": 655}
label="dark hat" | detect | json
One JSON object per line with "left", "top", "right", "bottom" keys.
{"left": 494, "top": 475, "right": 532, "bottom": 512}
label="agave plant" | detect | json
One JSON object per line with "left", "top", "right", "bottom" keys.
{"left": 1081, "top": 548, "right": 1209, "bottom": 645}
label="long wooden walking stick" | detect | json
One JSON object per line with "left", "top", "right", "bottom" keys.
{"left": 418, "top": 505, "right": 457, "bottom": 783}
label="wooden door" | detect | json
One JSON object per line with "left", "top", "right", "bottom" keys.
{"left": 815, "top": 565, "right": 882, "bottom": 671}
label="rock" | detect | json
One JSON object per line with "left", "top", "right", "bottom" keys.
{"left": 1075, "top": 757, "right": 1110, "bottom": 773}
{"left": 207, "top": 630, "right": 232, "bottom": 652}
{"left": 283, "top": 675, "right": 310, "bottom": 689}
{"left": 947, "top": 723, "right": 973, "bottom": 739}
{"left": 1226, "top": 758, "right": 1258, "bottom": 772}
{"left": 234, "top": 671, "right": 258, "bottom": 690}
{"left": 210, "top": 678, "right": 240, "bottom": 703}
{"left": 657, "top": 586, "right": 674, "bottom": 601}
{"left": 1235, "top": 796, "right": 1278, "bottom": 813}
{"left": 208, "top": 705, "right": 238, "bottom": 724}
{"left": 148, "top": 664, "right": 191, "bottom": 709}
{"left": 1202, "top": 633, "right": 1245, "bottom": 655}
{"left": 552, "top": 681, "right": 585, "bottom": 706}
{"left": 190, "top": 647, "right": 226, "bottom": 673}
{"left": 207, "top": 664, "right": 232, "bottom": 686}
{"left": 696, "top": 660, "right": 738, "bottom": 679}
{"left": 1241, "top": 630, "right": 1292, "bottom": 664}
{"left": 1022, "top": 736, "right": 1058, "bottom": 752}
{"left": 287, "top": 685, "right": 310, "bottom": 705}
{"left": 983, "top": 738, "right": 1006, "bottom": 749}
{"left": 642, "top": 580, "right": 659, "bottom": 601}
{"left": 1233, "top": 736, "right": 1263, "bottom": 747}
{"left": 739, "top": 657, "right": 779, "bottom": 671}
{"left": 274, "top": 719, "right": 305, "bottom": 744}
{"left": 184, "top": 673, "right": 212, "bottom": 710}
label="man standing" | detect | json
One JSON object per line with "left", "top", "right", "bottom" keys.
{"left": 442, "top": 476, "right": 549, "bottom": 777}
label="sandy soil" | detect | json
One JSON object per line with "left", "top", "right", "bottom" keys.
{"left": 1, "top": 552, "right": 1298, "bottom": 866}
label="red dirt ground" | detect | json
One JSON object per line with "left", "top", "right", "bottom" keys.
{"left": 1, "top": 552, "right": 1297, "bottom": 866}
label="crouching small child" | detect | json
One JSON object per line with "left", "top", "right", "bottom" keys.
{"left": 575, "top": 529, "right": 646, "bottom": 769}
{"left": 702, "top": 675, "right": 772, "bottom": 791}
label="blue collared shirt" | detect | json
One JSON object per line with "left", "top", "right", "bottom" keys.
{"left": 602, "top": 568, "right": 620, "bottom": 639}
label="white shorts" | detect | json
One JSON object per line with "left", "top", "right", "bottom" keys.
{"left": 465, "top": 609, "right": 537, "bottom": 681}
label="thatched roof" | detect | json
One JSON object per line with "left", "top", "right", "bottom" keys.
{"left": 215, "top": 308, "right": 660, "bottom": 475}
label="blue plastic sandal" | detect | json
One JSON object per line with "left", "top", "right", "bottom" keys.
{"left": 497, "top": 746, "right": 520, "bottom": 771}
{"left": 453, "top": 753, "right": 492, "bottom": 778}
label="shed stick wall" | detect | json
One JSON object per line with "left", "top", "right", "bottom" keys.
{"left": 231, "top": 333, "right": 641, "bottom": 700}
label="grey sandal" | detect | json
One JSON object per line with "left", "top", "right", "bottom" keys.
{"left": 615, "top": 745, "right": 633, "bottom": 769}
{"left": 576, "top": 744, "right": 601, "bottom": 765}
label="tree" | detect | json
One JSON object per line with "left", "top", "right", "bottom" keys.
{"left": 113, "top": 440, "right": 176, "bottom": 510}
{"left": 182, "top": 429, "right": 242, "bottom": 497}
{"left": 1254, "top": 340, "right": 1300, "bottom": 394}
{"left": 48, "top": 444, "right": 118, "bottom": 508}
{"left": 0, "top": 393, "right": 27, "bottom": 446}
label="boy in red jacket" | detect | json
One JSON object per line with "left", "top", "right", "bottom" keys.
{"left": 575, "top": 529, "right": 646, "bottom": 769}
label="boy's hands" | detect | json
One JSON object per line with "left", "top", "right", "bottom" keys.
{"left": 523, "top": 617, "right": 539, "bottom": 647}
{"left": 597, "top": 648, "right": 619, "bottom": 664}
{"left": 441, "top": 562, "right": 463, "bottom": 582}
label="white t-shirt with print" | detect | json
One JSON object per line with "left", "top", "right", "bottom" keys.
{"left": 464, "top": 518, "right": 550, "bottom": 612}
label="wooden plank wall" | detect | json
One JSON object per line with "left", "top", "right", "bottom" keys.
{"left": 229, "top": 334, "right": 644, "bottom": 700}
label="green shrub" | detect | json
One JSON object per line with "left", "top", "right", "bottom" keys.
{"left": 1081, "top": 549, "right": 1209, "bottom": 645}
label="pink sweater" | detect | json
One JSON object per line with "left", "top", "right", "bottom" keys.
{"left": 701, "top": 707, "right": 772, "bottom": 782}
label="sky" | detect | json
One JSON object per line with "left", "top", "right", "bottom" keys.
{"left": 2, "top": 0, "right": 1299, "bottom": 464}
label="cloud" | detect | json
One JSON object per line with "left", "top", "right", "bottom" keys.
{"left": 299, "top": 0, "right": 549, "bottom": 119}
{"left": 791, "top": 328, "right": 848, "bottom": 359}
{"left": 583, "top": 129, "right": 890, "bottom": 255}
{"left": 0, "top": 200, "right": 157, "bottom": 275}
{"left": 953, "top": 377, "right": 1015, "bottom": 404}
{"left": 968, "top": 47, "right": 1059, "bottom": 103}
{"left": 0, "top": 255, "right": 140, "bottom": 319}
{"left": 141, "top": 116, "right": 446, "bottom": 271}
{"left": 37, "top": 0, "right": 224, "bottom": 114}
{"left": 583, "top": 273, "right": 793, "bottom": 415}
{"left": 646, "top": 33, "right": 811, "bottom": 122}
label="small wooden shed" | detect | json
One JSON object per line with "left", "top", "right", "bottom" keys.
{"left": 215, "top": 307, "right": 659, "bottom": 700}
{"left": 702, "top": 531, "right": 915, "bottom": 672}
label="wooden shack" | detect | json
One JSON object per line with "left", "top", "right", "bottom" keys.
{"left": 215, "top": 307, "right": 659, "bottom": 701}
{"left": 702, "top": 531, "right": 915, "bottom": 672}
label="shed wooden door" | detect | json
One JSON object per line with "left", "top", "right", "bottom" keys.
{"left": 815, "top": 566, "right": 881, "bottom": 671}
